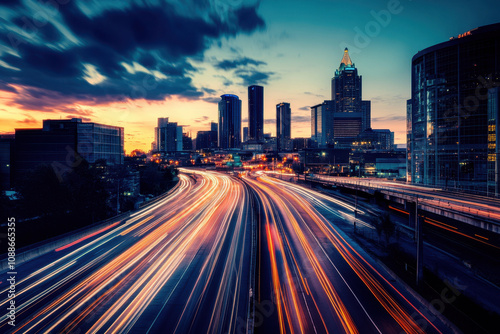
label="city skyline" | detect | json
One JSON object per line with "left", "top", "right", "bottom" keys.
{"left": 1, "top": 2, "right": 500, "bottom": 331}
{"left": 0, "top": 1, "right": 499, "bottom": 154}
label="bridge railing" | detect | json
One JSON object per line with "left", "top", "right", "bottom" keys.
{"left": 306, "top": 175, "right": 500, "bottom": 222}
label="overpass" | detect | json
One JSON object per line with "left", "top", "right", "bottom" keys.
{"left": 305, "top": 175, "right": 500, "bottom": 235}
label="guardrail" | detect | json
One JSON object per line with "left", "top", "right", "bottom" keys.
{"left": 0, "top": 211, "right": 131, "bottom": 272}
{"left": 0, "top": 179, "right": 181, "bottom": 271}
{"left": 306, "top": 175, "right": 500, "bottom": 222}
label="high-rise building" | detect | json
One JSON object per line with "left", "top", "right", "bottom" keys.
{"left": 276, "top": 102, "right": 291, "bottom": 152}
{"left": 353, "top": 128, "right": 394, "bottom": 151}
{"left": 243, "top": 127, "right": 249, "bottom": 142}
{"left": 311, "top": 48, "right": 371, "bottom": 148}
{"left": 331, "top": 48, "right": 371, "bottom": 135}
{"left": 488, "top": 87, "right": 500, "bottom": 197}
{"left": 406, "top": 99, "right": 413, "bottom": 183}
{"left": 12, "top": 118, "right": 123, "bottom": 184}
{"left": 196, "top": 131, "right": 217, "bottom": 150}
{"left": 407, "top": 23, "right": 500, "bottom": 193}
{"left": 155, "top": 118, "right": 183, "bottom": 153}
{"left": 218, "top": 94, "right": 242, "bottom": 149}
{"left": 332, "top": 48, "right": 361, "bottom": 112}
{"left": 248, "top": 85, "right": 264, "bottom": 142}
{"left": 311, "top": 101, "right": 335, "bottom": 147}
{"left": 182, "top": 133, "right": 193, "bottom": 151}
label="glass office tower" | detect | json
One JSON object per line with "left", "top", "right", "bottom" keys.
{"left": 408, "top": 23, "right": 500, "bottom": 193}
{"left": 218, "top": 94, "right": 242, "bottom": 149}
{"left": 331, "top": 48, "right": 371, "bottom": 133}
{"left": 276, "top": 102, "right": 291, "bottom": 152}
{"left": 488, "top": 87, "right": 500, "bottom": 197}
{"left": 248, "top": 85, "right": 264, "bottom": 142}
{"left": 311, "top": 48, "right": 372, "bottom": 148}
{"left": 155, "top": 118, "right": 183, "bottom": 153}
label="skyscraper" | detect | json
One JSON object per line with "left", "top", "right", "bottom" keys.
{"left": 277, "top": 102, "right": 291, "bottom": 152}
{"left": 311, "top": 48, "right": 371, "bottom": 148}
{"left": 311, "top": 101, "right": 335, "bottom": 147}
{"left": 243, "top": 127, "right": 249, "bottom": 142}
{"left": 155, "top": 118, "right": 183, "bottom": 153}
{"left": 248, "top": 85, "right": 264, "bottom": 142}
{"left": 407, "top": 23, "right": 500, "bottom": 193}
{"left": 488, "top": 87, "right": 499, "bottom": 197}
{"left": 331, "top": 48, "right": 371, "bottom": 136}
{"left": 332, "top": 48, "right": 361, "bottom": 112}
{"left": 182, "top": 132, "right": 193, "bottom": 151}
{"left": 218, "top": 94, "right": 242, "bottom": 149}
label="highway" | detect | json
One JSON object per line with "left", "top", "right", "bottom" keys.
{"left": 245, "top": 171, "right": 448, "bottom": 334}
{"left": 0, "top": 170, "right": 452, "bottom": 333}
{"left": 0, "top": 171, "right": 254, "bottom": 334}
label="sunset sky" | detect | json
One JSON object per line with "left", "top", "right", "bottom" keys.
{"left": 1, "top": 0, "right": 499, "bottom": 153}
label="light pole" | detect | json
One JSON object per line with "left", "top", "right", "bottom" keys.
{"left": 116, "top": 179, "right": 120, "bottom": 214}
{"left": 354, "top": 188, "right": 358, "bottom": 234}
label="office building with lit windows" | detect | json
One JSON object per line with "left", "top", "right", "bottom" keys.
{"left": 248, "top": 85, "right": 264, "bottom": 142}
{"left": 276, "top": 102, "right": 291, "bottom": 152}
{"left": 155, "top": 118, "right": 183, "bottom": 153}
{"left": 407, "top": 23, "right": 500, "bottom": 194}
{"left": 196, "top": 130, "right": 217, "bottom": 150}
{"left": 218, "top": 94, "right": 242, "bottom": 149}
{"left": 311, "top": 100, "right": 335, "bottom": 147}
{"left": 12, "top": 118, "right": 123, "bottom": 184}
{"left": 311, "top": 48, "right": 371, "bottom": 148}
{"left": 488, "top": 87, "right": 500, "bottom": 197}
{"left": 331, "top": 48, "right": 371, "bottom": 136}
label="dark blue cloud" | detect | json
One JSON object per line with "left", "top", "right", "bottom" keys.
{"left": 0, "top": 0, "right": 21, "bottom": 7}
{"left": 59, "top": 2, "right": 220, "bottom": 59}
{"left": 11, "top": 18, "right": 62, "bottom": 43}
{"left": 235, "top": 68, "right": 274, "bottom": 86}
{"left": 138, "top": 53, "right": 157, "bottom": 68}
{"left": 234, "top": 6, "right": 266, "bottom": 33}
{"left": 14, "top": 43, "right": 80, "bottom": 77}
{"left": 159, "top": 61, "right": 197, "bottom": 77}
{"left": 0, "top": 81, "right": 17, "bottom": 93}
{"left": 215, "top": 57, "right": 266, "bottom": 70}
{"left": 0, "top": 0, "right": 266, "bottom": 108}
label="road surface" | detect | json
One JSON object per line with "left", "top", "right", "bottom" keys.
{"left": 0, "top": 171, "right": 254, "bottom": 333}
{"left": 245, "top": 171, "right": 449, "bottom": 334}
{"left": 0, "top": 170, "right": 452, "bottom": 333}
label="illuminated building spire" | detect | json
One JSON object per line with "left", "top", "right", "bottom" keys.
{"left": 339, "top": 47, "right": 353, "bottom": 71}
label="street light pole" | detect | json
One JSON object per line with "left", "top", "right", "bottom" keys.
{"left": 354, "top": 189, "right": 358, "bottom": 233}
{"left": 116, "top": 179, "right": 120, "bottom": 214}
{"left": 415, "top": 196, "right": 423, "bottom": 288}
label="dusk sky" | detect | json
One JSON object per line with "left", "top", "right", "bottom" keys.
{"left": 0, "top": 0, "right": 499, "bottom": 153}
